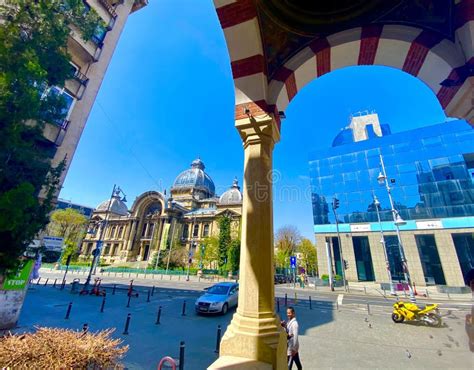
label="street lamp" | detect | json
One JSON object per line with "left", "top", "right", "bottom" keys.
{"left": 373, "top": 194, "right": 396, "bottom": 295}
{"left": 377, "top": 154, "right": 416, "bottom": 302}
{"left": 82, "top": 184, "right": 126, "bottom": 293}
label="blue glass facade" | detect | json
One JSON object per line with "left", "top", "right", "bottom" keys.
{"left": 309, "top": 120, "right": 474, "bottom": 231}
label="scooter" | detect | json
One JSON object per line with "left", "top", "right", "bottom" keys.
{"left": 392, "top": 301, "right": 442, "bottom": 327}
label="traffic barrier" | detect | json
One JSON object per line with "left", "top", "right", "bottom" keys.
{"left": 179, "top": 341, "right": 185, "bottom": 370}
{"left": 155, "top": 306, "right": 162, "bottom": 325}
{"left": 65, "top": 302, "right": 72, "bottom": 319}
{"left": 214, "top": 325, "right": 221, "bottom": 354}
{"left": 123, "top": 313, "right": 131, "bottom": 335}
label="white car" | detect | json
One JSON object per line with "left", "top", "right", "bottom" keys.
{"left": 195, "top": 282, "right": 238, "bottom": 315}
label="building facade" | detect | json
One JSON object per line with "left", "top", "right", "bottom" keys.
{"left": 310, "top": 114, "right": 474, "bottom": 288}
{"left": 80, "top": 159, "right": 242, "bottom": 266}
{"left": 41, "top": 0, "right": 147, "bottom": 190}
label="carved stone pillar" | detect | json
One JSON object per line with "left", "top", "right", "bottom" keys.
{"left": 210, "top": 115, "right": 286, "bottom": 369}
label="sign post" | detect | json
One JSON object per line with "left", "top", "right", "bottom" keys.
{"left": 290, "top": 256, "right": 296, "bottom": 289}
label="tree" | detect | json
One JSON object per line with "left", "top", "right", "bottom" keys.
{"left": 275, "top": 248, "right": 289, "bottom": 269}
{"left": 298, "top": 238, "right": 318, "bottom": 276}
{"left": 217, "top": 215, "right": 231, "bottom": 269}
{"left": 47, "top": 208, "right": 88, "bottom": 241}
{"left": 0, "top": 1, "right": 103, "bottom": 275}
{"left": 275, "top": 225, "right": 301, "bottom": 256}
{"left": 201, "top": 236, "right": 219, "bottom": 269}
{"left": 227, "top": 239, "right": 240, "bottom": 275}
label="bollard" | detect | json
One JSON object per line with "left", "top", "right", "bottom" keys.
{"left": 181, "top": 300, "right": 186, "bottom": 316}
{"left": 112, "top": 284, "right": 116, "bottom": 295}
{"left": 60, "top": 279, "right": 66, "bottom": 290}
{"left": 147, "top": 290, "right": 151, "bottom": 303}
{"left": 367, "top": 302, "right": 371, "bottom": 315}
{"left": 151, "top": 285, "right": 155, "bottom": 296}
{"left": 82, "top": 323, "right": 89, "bottom": 333}
{"left": 53, "top": 278, "right": 57, "bottom": 288}
{"left": 198, "top": 276, "right": 200, "bottom": 282}
{"left": 65, "top": 302, "right": 73, "bottom": 319}
{"left": 36, "top": 277, "right": 41, "bottom": 285}
{"left": 215, "top": 325, "right": 222, "bottom": 354}
{"left": 169, "top": 275, "right": 172, "bottom": 280}
{"left": 122, "top": 272, "right": 124, "bottom": 278}
{"left": 156, "top": 306, "right": 162, "bottom": 325}
{"left": 364, "top": 286, "right": 367, "bottom": 295}
{"left": 128, "top": 273, "right": 131, "bottom": 278}
{"left": 100, "top": 297, "right": 106, "bottom": 313}
{"left": 43, "top": 278, "right": 49, "bottom": 286}
{"left": 178, "top": 275, "right": 181, "bottom": 281}
{"left": 127, "top": 294, "right": 131, "bottom": 308}
{"left": 309, "top": 296, "right": 312, "bottom": 310}
{"left": 383, "top": 288, "right": 386, "bottom": 296}
{"left": 108, "top": 271, "right": 111, "bottom": 277}
{"left": 336, "top": 300, "right": 339, "bottom": 311}
{"left": 285, "top": 293, "right": 288, "bottom": 307}
{"left": 161, "top": 274, "right": 163, "bottom": 280}
{"left": 447, "top": 291, "right": 451, "bottom": 300}
{"left": 136, "top": 272, "right": 139, "bottom": 278}
{"left": 123, "top": 313, "right": 131, "bottom": 335}
{"left": 425, "top": 289, "right": 430, "bottom": 298}
{"left": 277, "top": 297, "right": 280, "bottom": 313}
{"left": 179, "top": 341, "right": 185, "bottom": 370}
{"left": 115, "top": 272, "right": 117, "bottom": 277}
{"left": 403, "top": 288, "right": 407, "bottom": 298}
{"left": 294, "top": 292, "right": 297, "bottom": 305}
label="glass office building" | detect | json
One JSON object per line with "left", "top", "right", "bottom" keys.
{"left": 309, "top": 116, "right": 474, "bottom": 287}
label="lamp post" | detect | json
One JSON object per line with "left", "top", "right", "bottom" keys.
{"left": 377, "top": 154, "right": 416, "bottom": 302}
{"left": 373, "top": 194, "right": 396, "bottom": 295}
{"left": 82, "top": 184, "right": 126, "bottom": 292}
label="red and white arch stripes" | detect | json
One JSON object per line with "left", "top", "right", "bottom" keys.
{"left": 215, "top": 0, "right": 474, "bottom": 119}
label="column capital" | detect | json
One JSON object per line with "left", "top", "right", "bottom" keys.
{"left": 235, "top": 114, "right": 280, "bottom": 148}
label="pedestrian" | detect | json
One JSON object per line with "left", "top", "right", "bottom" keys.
{"left": 281, "top": 306, "right": 302, "bottom": 370}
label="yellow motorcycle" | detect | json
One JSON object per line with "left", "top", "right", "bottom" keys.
{"left": 392, "top": 301, "right": 442, "bottom": 327}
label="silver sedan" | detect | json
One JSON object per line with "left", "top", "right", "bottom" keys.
{"left": 195, "top": 282, "right": 238, "bottom": 315}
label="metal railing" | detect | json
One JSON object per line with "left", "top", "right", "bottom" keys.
{"left": 98, "top": 0, "right": 117, "bottom": 18}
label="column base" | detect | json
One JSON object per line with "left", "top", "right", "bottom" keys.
{"left": 209, "top": 312, "right": 287, "bottom": 369}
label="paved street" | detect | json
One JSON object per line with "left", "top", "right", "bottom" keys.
{"left": 11, "top": 270, "right": 473, "bottom": 369}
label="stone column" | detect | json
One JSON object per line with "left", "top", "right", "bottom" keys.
{"left": 400, "top": 233, "right": 426, "bottom": 287}
{"left": 340, "top": 234, "right": 357, "bottom": 281}
{"left": 368, "top": 233, "right": 389, "bottom": 283}
{"left": 210, "top": 116, "right": 286, "bottom": 369}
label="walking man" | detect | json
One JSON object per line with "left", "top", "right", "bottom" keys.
{"left": 285, "top": 306, "right": 302, "bottom": 369}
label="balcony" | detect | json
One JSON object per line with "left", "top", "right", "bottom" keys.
{"left": 73, "top": 70, "right": 89, "bottom": 86}
{"left": 43, "top": 119, "right": 70, "bottom": 146}
{"left": 98, "top": 0, "right": 117, "bottom": 18}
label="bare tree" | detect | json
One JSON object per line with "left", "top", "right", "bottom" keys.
{"left": 275, "top": 225, "right": 301, "bottom": 256}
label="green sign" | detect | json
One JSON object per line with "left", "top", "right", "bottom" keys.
{"left": 2, "top": 260, "right": 34, "bottom": 290}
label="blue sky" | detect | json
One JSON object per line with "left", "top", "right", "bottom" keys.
{"left": 60, "top": 0, "right": 452, "bottom": 240}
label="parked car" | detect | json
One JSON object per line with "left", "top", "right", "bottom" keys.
{"left": 195, "top": 282, "right": 238, "bottom": 315}
{"left": 274, "top": 274, "right": 287, "bottom": 284}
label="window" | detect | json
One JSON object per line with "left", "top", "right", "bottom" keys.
{"left": 86, "top": 242, "right": 93, "bottom": 255}
{"left": 41, "top": 86, "right": 75, "bottom": 125}
{"left": 110, "top": 226, "right": 116, "bottom": 238}
{"left": 203, "top": 224, "right": 210, "bottom": 237}
{"left": 104, "top": 244, "right": 110, "bottom": 255}
{"left": 118, "top": 226, "right": 124, "bottom": 238}
{"left": 141, "top": 223, "right": 147, "bottom": 237}
{"left": 182, "top": 224, "right": 189, "bottom": 239}
{"left": 193, "top": 224, "right": 199, "bottom": 238}
{"left": 92, "top": 25, "right": 107, "bottom": 45}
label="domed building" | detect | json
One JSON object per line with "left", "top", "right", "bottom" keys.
{"left": 80, "top": 159, "right": 242, "bottom": 266}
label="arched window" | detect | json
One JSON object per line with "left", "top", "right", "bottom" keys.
{"left": 145, "top": 202, "right": 162, "bottom": 217}
{"left": 182, "top": 224, "right": 189, "bottom": 239}
{"left": 110, "top": 226, "right": 116, "bottom": 238}
{"left": 203, "top": 224, "right": 210, "bottom": 237}
{"left": 118, "top": 226, "right": 124, "bottom": 238}
{"left": 193, "top": 224, "right": 199, "bottom": 238}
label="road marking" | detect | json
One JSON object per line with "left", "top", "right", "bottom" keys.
{"left": 337, "top": 294, "right": 344, "bottom": 306}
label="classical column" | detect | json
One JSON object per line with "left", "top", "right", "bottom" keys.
{"left": 210, "top": 115, "right": 286, "bottom": 369}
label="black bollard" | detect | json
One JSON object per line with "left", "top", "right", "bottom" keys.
{"left": 181, "top": 300, "right": 186, "bottom": 316}
{"left": 36, "top": 277, "right": 41, "bottom": 285}
{"left": 43, "top": 278, "right": 49, "bottom": 286}
{"left": 100, "top": 297, "right": 106, "bottom": 313}
{"left": 179, "top": 341, "right": 185, "bottom": 370}
{"left": 155, "top": 306, "right": 162, "bottom": 325}
{"left": 123, "top": 313, "right": 131, "bottom": 335}
{"left": 147, "top": 290, "right": 151, "bottom": 303}
{"left": 82, "top": 323, "right": 89, "bottom": 333}
{"left": 60, "top": 279, "right": 66, "bottom": 290}
{"left": 309, "top": 296, "right": 312, "bottom": 310}
{"left": 277, "top": 297, "right": 280, "bottom": 313}
{"left": 112, "top": 284, "right": 116, "bottom": 295}
{"left": 65, "top": 302, "right": 73, "bottom": 319}
{"left": 151, "top": 285, "right": 155, "bottom": 296}
{"left": 127, "top": 294, "right": 131, "bottom": 308}
{"left": 53, "top": 278, "right": 57, "bottom": 288}
{"left": 215, "top": 325, "right": 221, "bottom": 354}
{"left": 285, "top": 293, "right": 288, "bottom": 307}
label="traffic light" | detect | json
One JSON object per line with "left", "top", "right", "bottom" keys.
{"left": 333, "top": 197, "right": 340, "bottom": 210}
{"left": 343, "top": 259, "right": 348, "bottom": 270}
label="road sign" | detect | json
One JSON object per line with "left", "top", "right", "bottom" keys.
{"left": 290, "top": 256, "right": 296, "bottom": 269}
{"left": 42, "top": 236, "right": 64, "bottom": 251}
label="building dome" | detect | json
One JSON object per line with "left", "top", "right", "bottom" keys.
{"left": 172, "top": 158, "right": 215, "bottom": 196}
{"left": 96, "top": 193, "right": 128, "bottom": 216}
{"left": 219, "top": 178, "right": 242, "bottom": 205}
